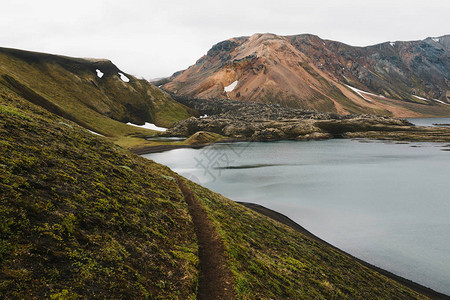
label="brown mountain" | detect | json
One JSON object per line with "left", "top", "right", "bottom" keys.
{"left": 163, "top": 33, "right": 450, "bottom": 117}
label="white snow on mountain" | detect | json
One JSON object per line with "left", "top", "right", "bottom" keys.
{"left": 413, "top": 95, "right": 449, "bottom": 105}
{"left": 87, "top": 129, "right": 104, "bottom": 136}
{"left": 126, "top": 122, "right": 167, "bottom": 131}
{"left": 345, "top": 85, "right": 379, "bottom": 102}
{"left": 412, "top": 95, "right": 429, "bottom": 101}
{"left": 224, "top": 80, "right": 238, "bottom": 92}
{"left": 118, "top": 72, "right": 130, "bottom": 82}
{"left": 96, "top": 69, "right": 104, "bottom": 78}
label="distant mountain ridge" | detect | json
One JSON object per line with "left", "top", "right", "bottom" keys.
{"left": 163, "top": 33, "right": 450, "bottom": 117}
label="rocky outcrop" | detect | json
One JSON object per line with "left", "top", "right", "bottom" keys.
{"left": 165, "top": 116, "right": 414, "bottom": 141}
{"left": 163, "top": 96, "right": 425, "bottom": 142}
{"left": 184, "top": 131, "right": 224, "bottom": 145}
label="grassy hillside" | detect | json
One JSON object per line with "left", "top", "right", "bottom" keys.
{"left": 0, "top": 87, "right": 435, "bottom": 298}
{"left": 0, "top": 89, "right": 198, "bottom": 298}
{"left": 0, "top": 47, "right": 195, "bottom": 149}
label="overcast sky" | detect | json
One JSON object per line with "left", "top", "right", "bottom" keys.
{"left": 1, "top": 0, "right": 449, "bottom": 79}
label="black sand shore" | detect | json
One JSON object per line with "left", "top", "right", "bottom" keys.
{"left": 239, "top": 202, "right": 450, "bottom": 300}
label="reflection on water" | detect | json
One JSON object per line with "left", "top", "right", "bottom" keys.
{"left": 146, "top": 136, "right": 185, "bottom": 142}
{"left": 143, "top": 138, "right": 450, "bottom": 295}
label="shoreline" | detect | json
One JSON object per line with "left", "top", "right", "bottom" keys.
{"left": 132, "top": 135, "right": 450, "bottom": 155}
{"left": 130, "top": 138, "right": 248, "bottom": 155}
{"left": 239, "top": 202, "right": 450, "bottom": 299}
{"left": 132, "top": 144, "right": 200, "bottom": 155}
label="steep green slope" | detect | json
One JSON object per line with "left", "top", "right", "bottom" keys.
{"left": 0, "top": 89, "right": 198, "bottom": 299}
{"left": 0, "top": 87, "right": 434, "bottom": 299}
{"left": 0, "top": 47, "right": 195, "bottom": 149}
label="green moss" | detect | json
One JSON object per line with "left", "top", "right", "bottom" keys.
{"left": 184, "top": 131, "right": 225, "bottom": 145}
{"left": 49, "top": 289, "right": 80, "bottom": 300}
{"left": 0, "top": 89, "right": 198, "bottom": 299}
{"left": 0, "top": 104, "right": 33, "bottom": 121}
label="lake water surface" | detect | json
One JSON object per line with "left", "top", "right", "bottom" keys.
{"left": 408, "top": 117, "right": 450, "bottom": 127}
{"left": 143, "top": 138, "right": 450, "bottom": 295}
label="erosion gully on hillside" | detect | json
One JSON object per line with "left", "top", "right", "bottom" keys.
{"left": 176, "top": 177, "right": 236, "bottom": 299}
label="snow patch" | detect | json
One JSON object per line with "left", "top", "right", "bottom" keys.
{"left": 390, "top": 42, "right": 395, "bottom": 47}
{"left": 118, "top": 72, "right": 130, "bottom": 82}
{"left": 96, "top": 69, "right": 104, "bottom": 78}
{"left": 199, "top": 114, "right": 208, "bottom": 119}
{"left": 345, "top": 85, "right": 381, "bottom": 102}
{"left": 126, "top": 122, "right": 167, "bottom": 131}
{"left": 432, "top": 38, "right": 439, "bottom": 43}
{"left": 432, "top": 99, "right": 450, "bottom": 105}
{"left": 412, "top": 95, "right": 429, "bottom": 102}
{"left": 224, "top": 80, "right": 238, "bottom": 92}
{"left": 87, "top": 129, "right": 104, "bottom": 136}
{"left": 412, "top": 95, "right": 449, "bottom": 105}
{"left": 433, "top": 99, "right": 449, "bottom": 105}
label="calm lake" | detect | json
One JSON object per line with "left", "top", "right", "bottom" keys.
{"left": 408, "top": 117, "right": 450, "bottom": 127}
{"left": 143, "top": 137, "right": 450, "bottom": 295}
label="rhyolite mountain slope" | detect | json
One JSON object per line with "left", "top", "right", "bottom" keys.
{"left": 163, "top": 33, "right": 450, "bottom": 117}
{"left": 0, "top": 74, "right": 438, "bottom": 298}
{"left": 0, "top": 47, "right": 195, "bottom": 148}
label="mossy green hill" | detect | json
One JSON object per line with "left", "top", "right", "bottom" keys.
{"left": 0, "top": 88, "right": 198, "bottom": 298}
{"left": 0, "top": 71, "right": 439, "bottom": 298}
{"left": 0, "top": 47, "right": 195, "bottom": 150}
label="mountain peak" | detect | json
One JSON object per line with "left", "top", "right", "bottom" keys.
{"left": 163, "top": 33, "right": 450, "bottom": 117}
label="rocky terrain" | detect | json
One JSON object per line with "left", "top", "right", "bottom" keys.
{"left": 163, "top": 33, "right": 450, "bottom": 117}
{"left": 164, "top": 95, "right": 450, "bottom": 143}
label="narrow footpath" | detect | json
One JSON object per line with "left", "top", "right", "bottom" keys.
{"left": 176, "top": 178, "right": 235, "bottom": 300}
